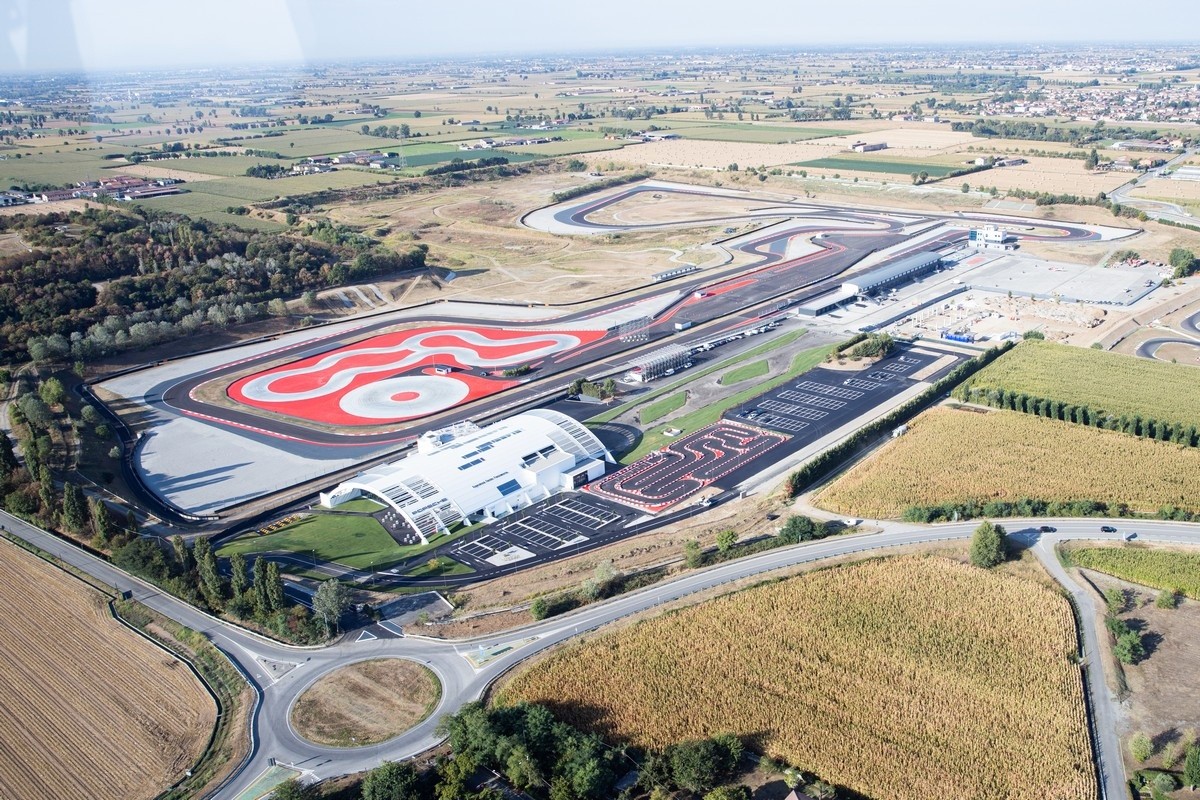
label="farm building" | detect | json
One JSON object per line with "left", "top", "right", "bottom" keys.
{"left": 319, "top": 409, "right": 611, "bottom": 542}
{"left": 851, "top": 141, "right": 887, "bottom": 153}
{"left": 841, "top": 251, "right": 942, "bottom": 296}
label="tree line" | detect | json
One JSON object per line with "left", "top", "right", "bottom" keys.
{"left": 785, "top": 342, "right": 1015, "bottom": 498}
{"left": 951, "top": 384, "right": 1200, "bottom": 448}
{"left": 0, "top": 206, "right": 425, "bottom": 364}
{"left": 424, "top": 156, "right": 510, "bottom": 177}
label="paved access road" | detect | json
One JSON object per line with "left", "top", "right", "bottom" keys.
{"left": 1109, "top": 148, "right": 1198, "bottom": 227}
{"left": 5, "top": 509, "right": 1194, "bottom": 799}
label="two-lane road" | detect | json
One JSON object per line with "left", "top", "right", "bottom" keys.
{"left": 5, "top": 509, "right": 1193, "bottom": 799}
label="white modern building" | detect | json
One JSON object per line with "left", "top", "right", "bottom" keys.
{"left": 841, "top": 250, "right": 943, "bottom": 296}
{"left": 319, "top": 409, "right": 612, "bottom": 542}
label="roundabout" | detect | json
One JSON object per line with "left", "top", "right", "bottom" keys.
{"left": 289, "top": 657, "right": 442, "bottom": 748}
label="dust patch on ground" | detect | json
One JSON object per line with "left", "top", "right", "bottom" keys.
{"left": 290, "top": 658, "right": 440, "bottom": 747}
{"left": 1079, "top": 567, "right": 1200, "bottom": 776}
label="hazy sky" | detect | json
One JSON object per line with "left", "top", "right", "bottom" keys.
{"left": 2, "top": 0, "right": 1197, "bottom": 73}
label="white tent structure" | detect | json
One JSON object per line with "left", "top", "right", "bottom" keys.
{"left": 320, "top": 409, "right": 611, "bottom": 542}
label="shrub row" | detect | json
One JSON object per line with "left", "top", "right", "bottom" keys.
{"left": 550, "top": 170, "right": 654, "bottom": 203}
{"left": 902, "top": 497, "right": 1125, "bottom": 524}
{"left": 953, "top": 385, "right": 1200, "bottom": 448}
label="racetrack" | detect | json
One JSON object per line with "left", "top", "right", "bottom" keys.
{"left": 96, "top": 180, "right": 1139, "bottom": 516}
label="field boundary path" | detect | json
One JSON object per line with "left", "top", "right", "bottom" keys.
{"left": 4, "top": 508, "right": 1196, "bottom": 798}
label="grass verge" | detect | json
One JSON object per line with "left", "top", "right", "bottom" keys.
{"left": 587, "top": 328, "right": 809, "bottom": 426}
{"left": 719, "top": 359, "right": 769, "bottom": 385}
{"left": 290, "top": 658, "right": 441, "bottom": 747}
{"left": 639, "top": 391, "right": 687, "bottom": 423}
{"left": 219, "top": 514, "right": 478, "bottom": 573}
{"left": 618, "top": 343, "right": 835, "bottom": 463}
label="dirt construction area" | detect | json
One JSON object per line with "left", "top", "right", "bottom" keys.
{"left": 0, "top": 540, "right": 216, "bottom": 800}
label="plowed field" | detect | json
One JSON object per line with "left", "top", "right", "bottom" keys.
{"left": 0, "top": 541, "right": 216, "bottom": 800}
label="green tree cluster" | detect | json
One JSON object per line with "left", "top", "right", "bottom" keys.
{"left": 1105, "top": 615, "right": 1145, "bottom": 665}
{"left": 953, "top": 385, "right": 1200, "bottom": 449}
{"left": 969, "top": 521, "right": 1007, "bottom": 568}
{"left": 437, "top": 702, "right": 618, "bottom": 799}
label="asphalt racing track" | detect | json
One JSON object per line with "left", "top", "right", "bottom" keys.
{"left": 590, "top": 420, "right": 786, "bottom": 512}
{"left": 105, "top": 180, "right": 1137, "bottom": 515}
{"left": 143, "top": 182, "right": 1125, "bottom": 446}
{"left": 1135, "top": 310, "right": 1200, "bottom": 361}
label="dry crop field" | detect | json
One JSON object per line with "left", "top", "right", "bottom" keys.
{"left": 0, "top": 541, "right": 216, "bottom": 800}
{"left": 1066, "top": 544, "right": 1200, "bottom": 599}
{"left": 959, "top": 340, "right": 1200, "bottom": 431}
{"left": 963, "top": 156, "right": 1131, "bottom": 195}
{"left": 816, "top": 407, "right": 1200, "bottom": 518}
{"left": 501, "top": 556, "right": 1094, "bottom": 800}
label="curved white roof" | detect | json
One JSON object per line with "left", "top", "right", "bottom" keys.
{"left": 337, "top": 409, "right": 609, "bottom": 541}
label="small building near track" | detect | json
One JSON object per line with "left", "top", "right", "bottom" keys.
{"left": 319, "top": 409, "right": 612, "bottom": 542}
{"left": 841, "top": 250, "right": 942, "bottom": 296}
{"left": 624, "top": 343, "right": 692, "bottom": 383}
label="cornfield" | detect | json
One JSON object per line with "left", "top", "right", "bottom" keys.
{"left": 960, "top": 340, "right": 1200, "bottom": 432}
{"left": 816, "top": 407, "right": 1200, "bottom": 518}
{"left": 501, "top": 556, "right": 1095, "bottom": 800}
{"left": 1069, "top": 546, "right": 1200, "bottom": 599}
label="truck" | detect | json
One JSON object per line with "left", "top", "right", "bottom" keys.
{"left": 674, "top": 321, "right": 694, "bottom": 332}
{"left": 941, "top": 330, "right": 975, "bottom": 344}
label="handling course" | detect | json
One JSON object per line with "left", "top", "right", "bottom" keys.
{"left": 95, "top": 179, "right": 1136, "bottom": 519}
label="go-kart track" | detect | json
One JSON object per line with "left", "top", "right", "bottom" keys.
{"left": 95, "top": 180, "right": 1136, "bottom": 517}
{"left": 590, "top": 421, "right": 787, "bottom": 512}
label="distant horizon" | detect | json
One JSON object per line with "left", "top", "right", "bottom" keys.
{"left": 3, "top": 40, "right": 1200, "bottom": 79}
{"left": 1, "top": 0, "right": 1197, "bottom": 75}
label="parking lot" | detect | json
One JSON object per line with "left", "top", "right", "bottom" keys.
{"left": 449, "top": 493, "right": 630, "bottom": 568}
{"left": 732, "top": 351, "right": 943, "bottom": 440}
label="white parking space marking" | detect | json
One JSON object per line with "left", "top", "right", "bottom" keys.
{"left": 794, "top": 381, "right": 864, "bottom": 399}
{"left": 779, "top": 390, "right": 845, "bottom": 409}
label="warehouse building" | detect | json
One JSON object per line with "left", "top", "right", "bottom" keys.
{"left": 841, "top": 250, "right": 942, "bottom": 296}
{"left": 319, "top": 409, "right": 612, "bottom": 542}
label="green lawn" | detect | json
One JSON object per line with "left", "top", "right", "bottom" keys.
{"left": 588, "top": 328, "right": 810, "bottom": 425}
{"left": 155, "top": 155, "right": 287, "bottom": 177}
{"left": 218, "top": 511, "right": 479, "bottom": 573}
{"left": 618, "top": 343, "right": 836, "bottom": 464}
{"left": 795, "top": 157, "right": 962, "bottom": 178}
{"left": 218, "top": 513, "right": 405, "bottom": 571}
{"left": 334, "top": 498, "right": 385, "bottom": 513}
{"left": 640, "top": 391, "right": 687, "bottom": 424}
{"left": 678, "top": 124, "right": 857, "bottom": 144}
{"left": 719, "top": 359, "right": 770, "bottom": 386}
{"left": 404, "top": 557, "right": 475, "bottom": 579}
